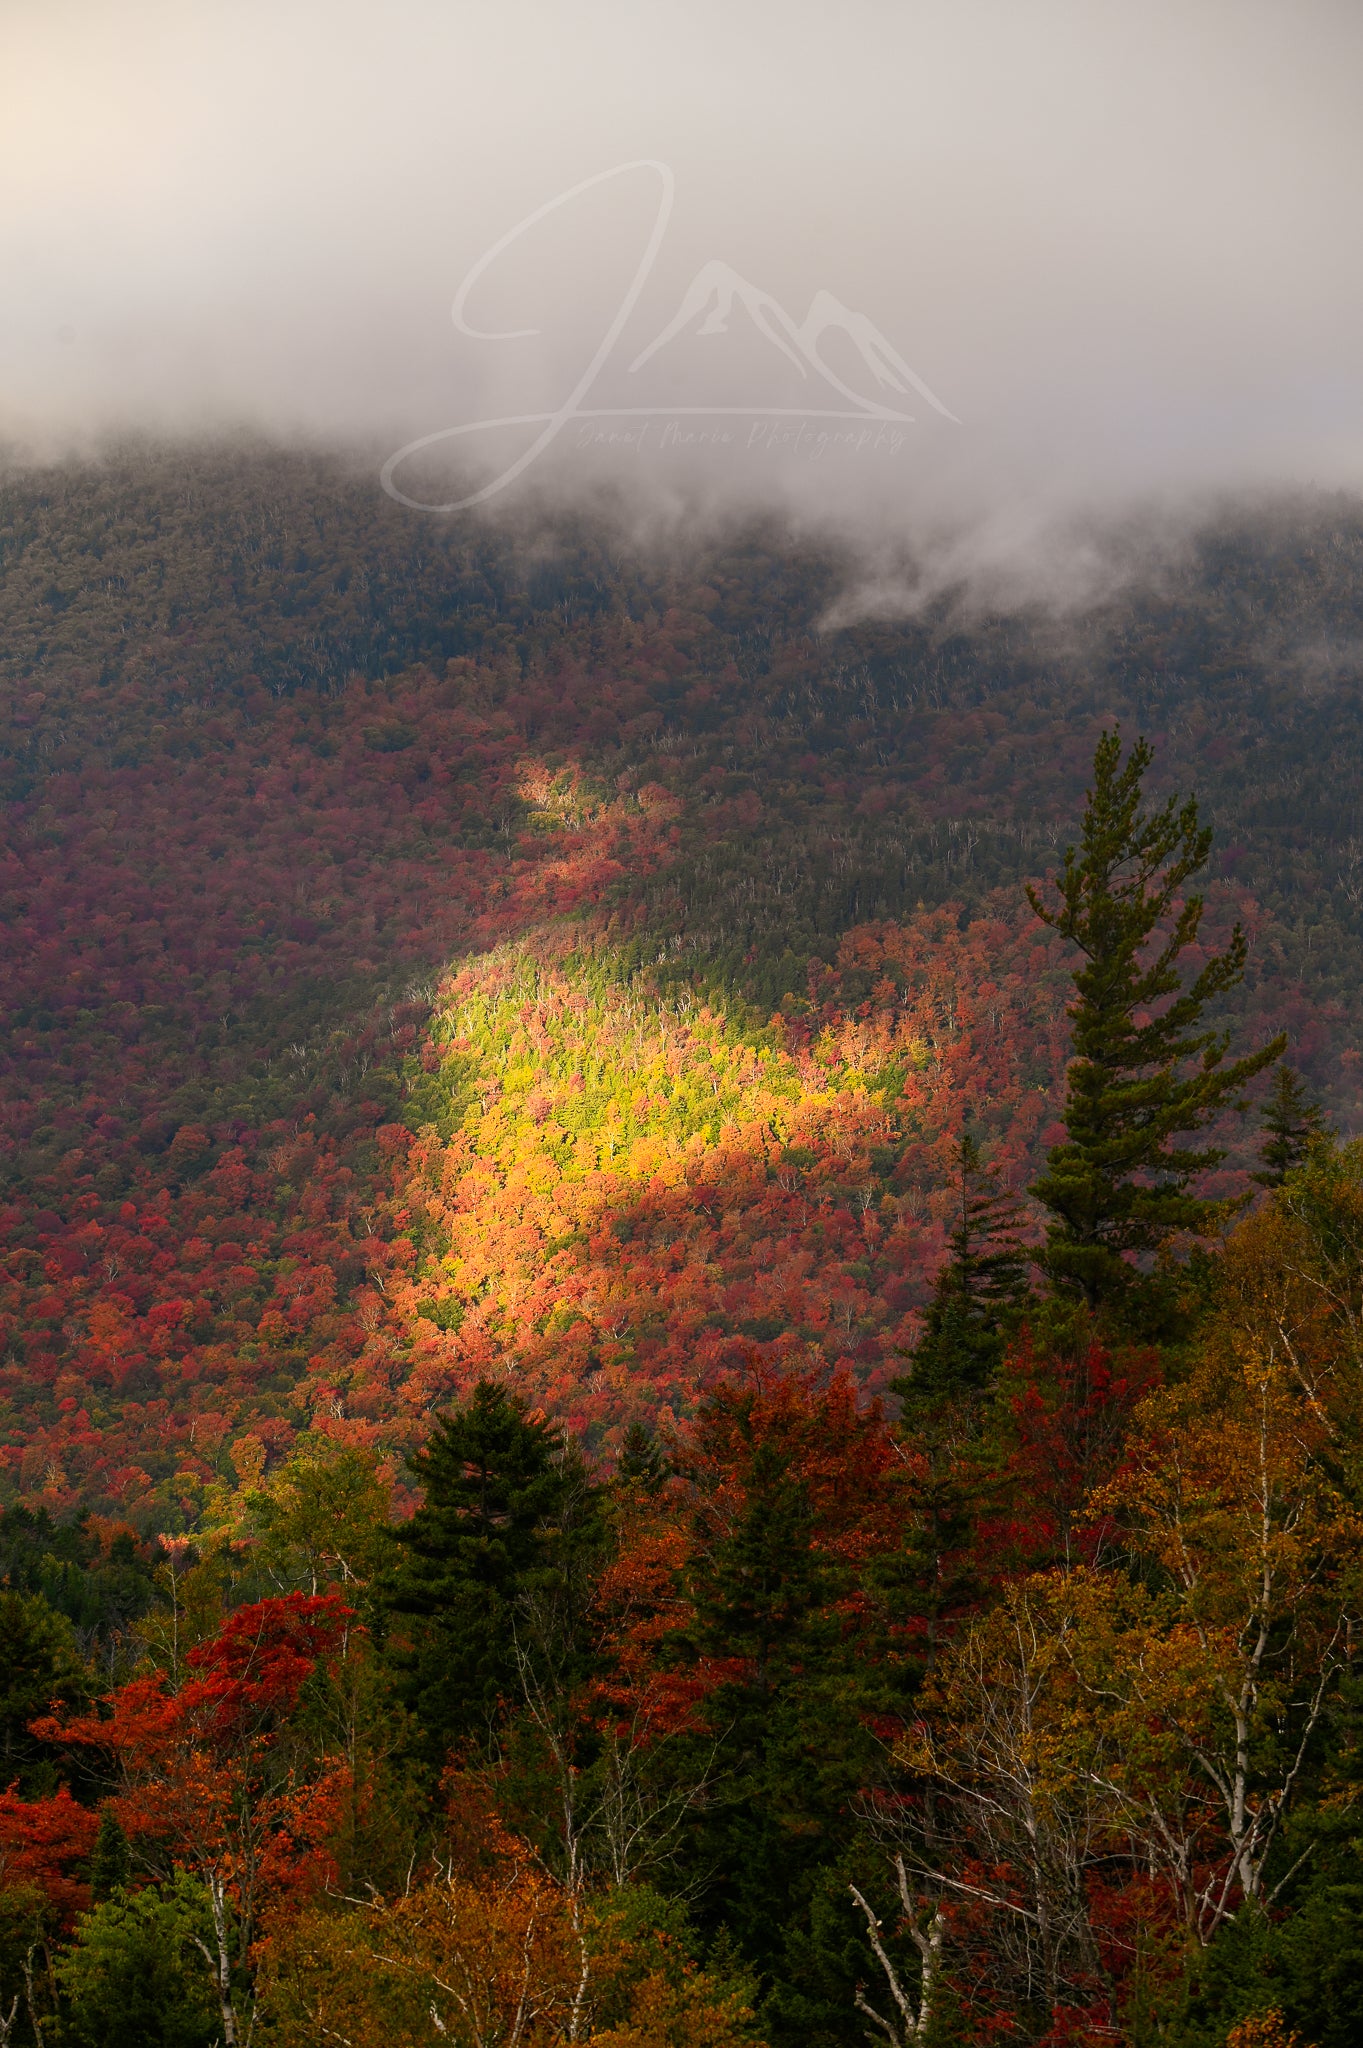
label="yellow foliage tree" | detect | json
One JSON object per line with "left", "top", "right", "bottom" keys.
{"left": 259, "top": 1854, "right": 760, "bottom": 2048}
{"left": 1225, "top": 2013, "right": 1314, "bottom": 2048}
{"left": 896, "top": 1192, "right": 1363, "bottom": 2026}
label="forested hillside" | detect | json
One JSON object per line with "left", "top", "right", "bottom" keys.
{"left": 3, "top": 447, "right": 1363, "bottom": 2045}
{"left": 3, "top": 451, "right": 1362, "bottom": 1510}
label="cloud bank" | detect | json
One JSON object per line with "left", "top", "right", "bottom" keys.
{"left": 4, "top": 0, "right": 1362, "bottom": 578}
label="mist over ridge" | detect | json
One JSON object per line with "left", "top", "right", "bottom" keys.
{"left": 4, "top": 0, "right": 1363, "bottom": 599}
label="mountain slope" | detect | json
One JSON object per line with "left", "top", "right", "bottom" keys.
{"left": 3, "top": 447, "right": 1362, "bottom": 1523}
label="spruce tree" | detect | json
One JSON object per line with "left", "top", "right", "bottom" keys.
{"left": 56, "top": 1874, "right": 221, "bottom": 2048}
{"left": 685, "top": 1442, "right": 862, "bottom": 2008}
{"left": 382, "top": 1380, "right": 602, "bottom": 1766}
{"left": 903, "top": 1130, "right": 1030, "bottom": 1415}
{"left": 691, "top": 1441, "right": 826, "bottom": 1697}
{"left": 887, "top": 1134, "right": 1021, "bottom": 1695}
{"left": 90, "top": 1808, "right": 132, "bottom": 1902}
{"left": 615, "top": 1420, "right": 669, "bottom": 1495}
{"left": 1253, "top": 1062, "right": 1326, "bottom": 1187}
{"left": 1028, "top": 730, "right": 1284, "bottom": 1314}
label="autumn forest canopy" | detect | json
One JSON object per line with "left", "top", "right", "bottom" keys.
{"left": 3, "top": 445, "right": 1363, "bottom": 2045}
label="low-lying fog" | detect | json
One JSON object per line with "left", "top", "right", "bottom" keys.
{"left": 4, "top": 0, "right": 1362, "bottom": 604}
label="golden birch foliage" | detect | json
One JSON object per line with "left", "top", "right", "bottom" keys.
{"left": 1276, "top": 1137, "right": 1363, "bottom": 1377}
{"left": 262, "top": 1864, "right": 579, "bottom": 2047}
{"left": 1092, "top": 1205, "right": 1363, "bottom": 1727}
{"left": 259, "top": 1861, "right": 761, "bottom": 2048}
{"left": 1225, "top": 2014, "right": 1315, "bottom": 2048}
{"left": 902, "top": 1212, "right": 1363, "bottom": 1993}
{"left": 586, "top": 1966, "right": 760, "bottom": 2048}
{"left": 1209, "top": 1205, "right": 1339, "bottom": 1423}
{"left": 1067, "top": 1236, "right": 1362, "bottom": 1938}
{"left": 900, "top": 1576, "right": 1115, "bottom": 2012}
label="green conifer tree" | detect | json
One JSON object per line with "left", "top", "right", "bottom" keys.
{"left": 889, "top": 1134, "right": 1020, "bottom": 1686}
{"left": 0, "top": 1590, "right": 88, "bottom": 1794}
{"left": 615, "top": 1420, "right": 669, "bottom": 1495}
{"left": 903, "top": 1130, "right": 1030, "bottom": 1416}
{"left": 1253, "top": 1062, "right": 1326, "bottom": 1188}
{"left": 56, "top": 1873, "right": 220, "bottom": 2048}
{"left": 1028, "top": 730, "right": 1284, "bottom": 1316}
{"left": 90, "top": 1808, "right": 132, "bottom": 1902}
{"left": 382, "top": 1380, "right": 602, "bottom": 1767}
{"left": 691, "top": 1441, "right": 826, "bottom": 1698}
{"left": 685, "top": 1441, "right": 859, "bottom": 2015}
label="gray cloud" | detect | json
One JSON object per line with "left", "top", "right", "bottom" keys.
{"left": 4, "top": 0, "right": 1362, "bottom": 589}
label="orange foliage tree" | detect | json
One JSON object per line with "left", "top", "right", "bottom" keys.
{"left": 34, "top": 1593, "right": 354, "bottom": 2045}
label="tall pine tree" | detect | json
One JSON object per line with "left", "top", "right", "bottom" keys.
{"left": 1029, "top": 730, "right": 1283, "bottom": 1315}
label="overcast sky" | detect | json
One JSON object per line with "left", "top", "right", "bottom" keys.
{"left": 4, "top": 0, "right": 1362, "bottom": 579}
